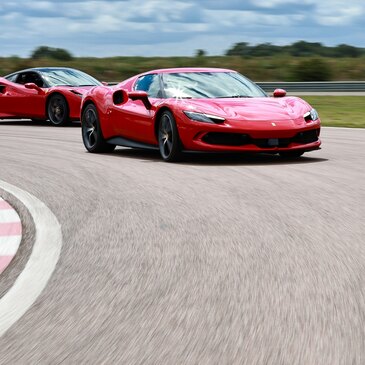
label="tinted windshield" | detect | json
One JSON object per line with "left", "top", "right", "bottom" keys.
{"left": 162, "top": 72, "right": 266, "bottom": 99}
{"left": 40, "top": 69, "right": 101, "bottom": 87}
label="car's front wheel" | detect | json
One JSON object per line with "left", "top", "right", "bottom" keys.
{"left": 47, "top": 94, "right": 70, "bottom": 126}
{"left": 158, "top": 110, "right": 182, "bottom": 162}
{"left": 81, "top": 104, "right": 115, "bottom": 153}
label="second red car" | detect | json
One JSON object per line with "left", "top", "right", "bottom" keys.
{"left": 0, "top": 67, "right": 101, "bottom": 126}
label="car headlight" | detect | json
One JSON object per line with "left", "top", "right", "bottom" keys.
{"left": 183, "top": 111, "right": 225, "bottom": 124}
{"left": 310, "top": 109, "right": 319, "bottom": 121}
{"left": 304, "top": 109, "right": 319, "bottom": 122}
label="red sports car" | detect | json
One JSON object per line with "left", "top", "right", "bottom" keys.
{"left": 81, "top": 67, "right": 321, "bottom": 161}
{"left": 0, "top": 67, "right": 101, "bottom": 126}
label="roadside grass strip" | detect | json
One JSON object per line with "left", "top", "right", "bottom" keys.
{"left": 0, "top": 198, "right": 22, "bottom": 274}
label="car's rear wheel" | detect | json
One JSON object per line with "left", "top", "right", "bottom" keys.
{"left": 47, "top": 94, "right": 70, "bottom": 126}
{"left": 158, "top": 110, "right": 182, "bottom": 162}
{"left": 81, "top": 104, "right": 115, "bottom": 153}
{"left": 279, "top": 150, "right": 305, "bottom": 159}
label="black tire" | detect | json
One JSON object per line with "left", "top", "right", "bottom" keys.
{"left": 81, "top": 104, "right": 116, "bottom": 153}
{"left": 279, "top": 150, "right": 305, "bottom": 159}
{"left": 47, "top": 94, "right": 70, "bottom": 126}
{"left": 158, "top": 110, "right": 182, "bottom": 162}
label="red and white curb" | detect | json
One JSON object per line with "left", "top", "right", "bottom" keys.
{"left": 0, "top": 198, "right": 22, "bottom": 275}
{"left": 0, "top": 180, "right": 62, "bottom": 337}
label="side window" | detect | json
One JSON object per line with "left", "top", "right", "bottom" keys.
{"left": 5, "top": 74, "right": 17, "bottom": 83}
{"left": 134, "top": 74, "right": 162, "bottom": 98}
{"left": 16, "top": 72, "right": 44, "bottom": 87}
{"left": 16, "top": 73, "right": 31, "bottom": 85}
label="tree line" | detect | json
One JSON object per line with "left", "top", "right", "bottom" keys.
{"left": 1, "top": 43, "right": 364, "bottom": 82}
{"left": 225, "top": 41, "right": 365, "bottom": 58}
{"left": 30, "top": 41, "right": 365, "bottom": 62}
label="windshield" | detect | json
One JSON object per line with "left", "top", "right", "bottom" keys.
{"left": 41, "top": 69, "right": 101, "bottom": 87}
{"left": 162, "top": 72, "right": 266, "bottom": 99}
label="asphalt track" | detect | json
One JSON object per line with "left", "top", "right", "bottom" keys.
{"left": 0, "top": 121, "right": 364, "bottom": 364}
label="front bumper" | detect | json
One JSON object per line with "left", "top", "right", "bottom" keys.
{"left": 177, "top": 116, "right": 321, "bottom": 153}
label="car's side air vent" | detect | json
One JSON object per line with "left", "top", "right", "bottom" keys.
{"left": 113, "top": 90, "right": 125, "bottom": 105}
{"left": 70, "top": 90, "right": 82, "bottom": 97}
{"left": 0, "top": 85, "right": 6, "bottom": 94}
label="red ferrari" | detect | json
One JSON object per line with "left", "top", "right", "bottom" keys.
{"left": 81, "top": 68, "right": 321, "bottom": 161}
{"left": 0, "top": 67, "right": 101, "bottom": 126}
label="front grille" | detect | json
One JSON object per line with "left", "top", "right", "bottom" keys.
{"left": 202, "top": 133, "right": 251, "bottom": 146}
{"left": 202, "top": 129, "right": 319, "bottom": 148}
{"left": 254, "top": 138, "right": 291, "bottom": 148}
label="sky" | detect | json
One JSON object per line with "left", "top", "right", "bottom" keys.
{"left": 0, "top": 0, "right": 364, "bottom": 58}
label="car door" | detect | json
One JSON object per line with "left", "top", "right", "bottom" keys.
{"left": 0, "top": 79, "right": 34, "bottom": 118}
{"left": 108, "top": 74, "right": 161, "bottom": 144}
{"left": 0, "top": 79, "right": 13, "bottom": 118}
{"left": 0, "top": 72, "right": 47, "bottom": 119}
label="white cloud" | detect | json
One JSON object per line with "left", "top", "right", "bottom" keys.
{"left": 205, "top": 9, "right": 295, "bottom": 28}
{"left": 0, "top": 0, "right": 364, "bottom": 57}
{"left": 315, "top": 1, "right": 364, "bottom": 26}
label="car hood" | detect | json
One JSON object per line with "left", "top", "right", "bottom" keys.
{"left": 177, "top": 96, "right": 311, "bottom": 121}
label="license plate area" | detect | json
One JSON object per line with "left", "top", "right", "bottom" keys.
{"left": 268, "top": 138, "right": 279, "bottom": 147}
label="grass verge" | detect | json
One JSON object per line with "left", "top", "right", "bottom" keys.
{"left": 302, "top": 96, "right": 365, "bottom": 128}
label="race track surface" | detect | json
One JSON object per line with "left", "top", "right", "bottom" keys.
{"left": 0, "top": 122, "right": 364, "bottom": 364}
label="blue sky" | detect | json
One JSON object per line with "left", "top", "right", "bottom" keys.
{"left": 0, "top": 0, "right": 364, "bottom": 57}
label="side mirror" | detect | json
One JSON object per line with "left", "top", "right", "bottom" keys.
{"left": 101, "top": 81, "right": 109, "bottom": 86}
{"left": 25, "top": 83, "right": 44, "bottom": 94}
{"left": 112, "top": 89, "right": 128, "bottom": 105}
{"left": 128, "top": 90, "right": 152, "bottom": 110}
{"left": 273, "top": 88, "right": 286, "bottom": 98}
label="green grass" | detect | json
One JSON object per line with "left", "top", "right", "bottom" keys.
{"left": 302, "top": 96, "right": 365, "bottom": 128}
